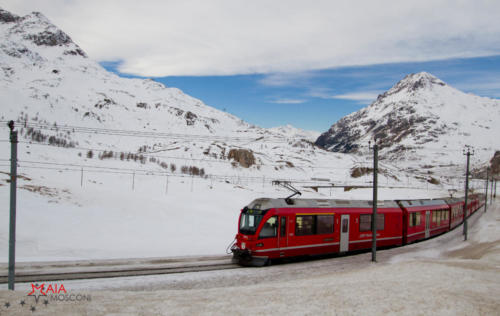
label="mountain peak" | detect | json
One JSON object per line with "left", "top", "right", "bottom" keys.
{"left": 383, "top": 72, "right": 446, "bottom": 98}
{"left": 0, "top": 7, "right": 87, "bottom": 60}
{"left": 315, "top": 71, "right": 500, "bottom": 160}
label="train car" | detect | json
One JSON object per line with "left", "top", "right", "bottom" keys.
{"left": 232, "top": 198, "right": 403, "bottom": 266}
{"left": 397, "top": 199, "right": 450, "bottom": 244}
{"left": 445, "top": 197, "right": 465, "bottom": 230}
{"left": 470, "top": 194, "right": 483, "bottom": 213}
{"left": 465, "top": 196, "right": 476, "bottom": 217}
{"left": 476, "top": 193, "right": 485, "bottom": 210}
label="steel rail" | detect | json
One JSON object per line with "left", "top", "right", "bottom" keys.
{"left": 0, "top": 256, "right": 240, "bottom": 283}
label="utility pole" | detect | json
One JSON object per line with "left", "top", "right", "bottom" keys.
{"left": 369, "top": 140, "right": 378, "bottom": 262}
{"left": 463, "top": 146, "right": 474, "bottom": 241}
{"left": 485, "top": 167, "right": 489, "bottom": 212}
{"left": 494, "top": 178, "right": 497, "bottom": 198}
{"left": 8, "top": 120, "right": 18, "bottom": 290}
{"left": 491, "top": 178, "right": 494, "bottom": 201}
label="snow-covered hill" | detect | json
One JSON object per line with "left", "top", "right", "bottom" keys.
{"left": 0, "top": 7, "right": 355, "bottom": 185}
{"left": 315, "top": 72, "right": 500, "bottom": 169}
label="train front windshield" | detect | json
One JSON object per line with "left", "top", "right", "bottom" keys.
{"left": 239, "top": 209, "right": 266, "bottom": 235}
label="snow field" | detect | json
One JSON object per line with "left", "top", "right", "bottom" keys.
{"left": 1, "top": 198, "right": 499, "bottom": 315}
{"left": 0, "top": 158, "right": 467, "bottom": 262}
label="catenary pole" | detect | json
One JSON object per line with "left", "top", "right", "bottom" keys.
{"left": 463, "top": 146, "right": 473, "bottom": 241}
{"left": 491, "top": 178, "right": 494, "bottom": 201}
{"left": 494, "top": 179, "right": 497, "bottom": 198}
{"left": 8, "top": 120, "right": 18, "bottom": 290}
{"left": 485, "top": 167, "right": 489, "bottom": 212}
{"left": 370, "top": 140, "right": 378, "bottom": 262}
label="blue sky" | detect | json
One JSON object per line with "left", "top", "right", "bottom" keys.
{"left": 101, "top": 55, "right": 500, "bottom": 132}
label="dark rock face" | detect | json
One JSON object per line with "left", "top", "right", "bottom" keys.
{"left": 185, "top": 111, "right": 198, "bottom": 125}
{"left": 228, "top": 149, "right": 256, "bottom": 168}
{"left": 0, "top": 9, "right": 21, "bottom": 23}
{"left": 25, "top": 30, "right": 73, "bottom": 46}
{"left": 315, "top": 117, "right": 361, "bottom": 153}
{"left": 63, "top": 48, "right": 87, "bottom": 57}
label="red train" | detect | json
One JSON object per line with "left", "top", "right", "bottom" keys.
{"left": 231, "top": 194, "right": 484, "bottom": 266}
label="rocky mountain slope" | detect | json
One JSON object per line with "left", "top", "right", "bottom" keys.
{"left": 315, "top": 72, "right": 500, "bottom": 168}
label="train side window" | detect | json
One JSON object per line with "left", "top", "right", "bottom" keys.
{"left": 317, "top": 215, "right": 334, "bottom": 234}
{"left": 280, "top": 217, "right": 286, "bottom": 237}
{"left": 376, "top": 214, "right": 385, "bottom": 230}
{"left": 410, "top": 213, "right": 417, "bottom": 227}
{"left": 341, "top": 218, "right": 348, "bottom": 233}
{"left": 359, "top": 214, "right": 384, "bottom": 231}
{"left": 259, "top": 216, "right": 277, "bottom": 239}
{"left": 360, "top": 214, "right": 371, "bottom": 231}
{"left": 410, "top": 212, "right": 422, "bottom": 227}
{"left": 295, "top": 215, "right": 315, "bottom": 236}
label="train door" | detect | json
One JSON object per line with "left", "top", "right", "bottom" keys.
{"left": 278, "top": 216, "right": 288, "bottom": 257}
{"left": 340, "top": 215, "right": 350, "bottom": 252}
{"left": 425, "top": 211, "right": 430, "bottom": 238}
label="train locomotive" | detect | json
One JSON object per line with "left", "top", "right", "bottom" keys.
{"left": 231, "top": 194, "right": 484, "bottom": 266}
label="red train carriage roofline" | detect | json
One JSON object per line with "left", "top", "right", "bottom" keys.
{"left": 443, "top": 197, "right": 465, "bottom": 206}
{"left": 397, "top": 199, "right": 448, "bottom": 211}
{"left": 246, "top": 198, "right": 400, "bottom": 210}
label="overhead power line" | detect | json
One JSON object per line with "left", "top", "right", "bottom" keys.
{"left": 0, "top": 120, "right": 291, "bottom": 143}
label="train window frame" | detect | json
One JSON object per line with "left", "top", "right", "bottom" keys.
{"left": 258, "top": 216, "right": 278, "bottom": 239}
{"left": 295, "top": 215, "right": 315, "bottom": 236}
{"left": 317, "top": 215, "right": 334, "bottom": 235}
{"left": 280, "top": 217, "right": 286, "bottom": 237}
{"left": 239, "top": 212, "right": 265, "bottom": 235}
{"left": 360, "top": 214, "right": 371, "bottom": 231}
{"left": 359, "top": 214, "right": 384, "bottom": 232}
{"left": 409, "top": 212, "right": 418, "bottom": 227}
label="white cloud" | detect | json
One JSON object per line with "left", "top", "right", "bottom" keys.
{"left": 3, "top": 0, "right": 500, "bottom": 76}
{"left": 269, "top": 99, "right": 306, "bottom": 104}
{"left": 331, "top": 92, "right": 381, "bottom": 102}
{"left": 308, "top": 88, "right": 381, "bottom": 102}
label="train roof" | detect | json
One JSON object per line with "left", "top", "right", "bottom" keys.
{"left": 443, "top": 197, "right": 464, "bottom": 204}
{"left": 397, "top": 199, "right": 447, "bottom": 208}
{"left": 246, "top": 198, "right": 400, "bottom": 210}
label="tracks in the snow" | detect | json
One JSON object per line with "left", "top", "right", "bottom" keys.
{"left": 0, "top": 255, "right": 239, "bottom": 283}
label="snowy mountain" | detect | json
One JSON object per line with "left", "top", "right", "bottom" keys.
{"left": 315, "top": 72, "right": 500, "bottom": 166}
{"left": 0, "top": 7, "right": 354, "bottom": 184}
{"left": 268, "top": 124, "right": 320, "bottom": 142}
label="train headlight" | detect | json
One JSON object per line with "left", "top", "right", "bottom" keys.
{"left": 241, "top": 242, "right": 246, "bottom": 250}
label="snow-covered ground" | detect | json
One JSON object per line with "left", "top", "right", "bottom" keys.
{"left": 0, "top": 160, "right": 478, "bottom": 262}
{"left": 1, "top": 198, "right": 498, "bottom": 315}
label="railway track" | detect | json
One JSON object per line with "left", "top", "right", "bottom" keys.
{"left": 0, "top": 255, "right": 239, "bottom": 283}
